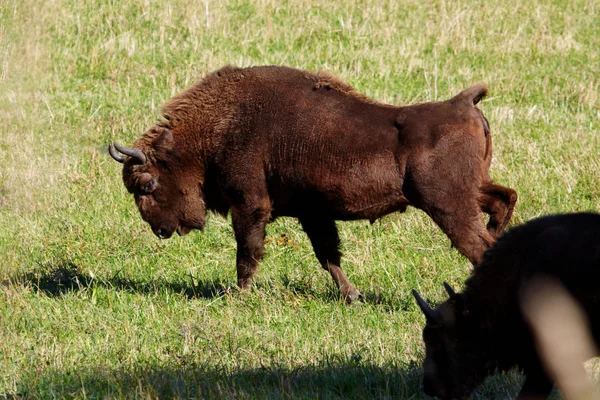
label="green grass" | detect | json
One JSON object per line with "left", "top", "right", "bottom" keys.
{"left": 1, "top": 0, "right": 599, "bottom": 398}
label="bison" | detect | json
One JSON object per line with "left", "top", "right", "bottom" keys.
{"left": 108, "top": 65, "right": 516, "bottom": 302}
{"left": 413, "top": 212, "right": 600, "bottom": 399}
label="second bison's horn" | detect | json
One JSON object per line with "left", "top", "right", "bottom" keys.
{"left": 109, "top": 143, "right": 147, "bottom": 164}
{"left": 443, "top": 282, "right": 456, "bottom": 298}
{"left": 412, "top": 289, "right": 438, "bottom": 323}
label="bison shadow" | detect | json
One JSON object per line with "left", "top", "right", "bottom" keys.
{"left": 10, "top": 261, "right": 227, "bottom": 300}
{"left": 11, "top": 261, "right": 433, "bottom": 312}
{"left": 7, "top": 263, "right": 546, "bottom": 399}
{"left": 12, "top": 360, "right": 534, "bottom": 399}
{"left": 15, "top": 361, "right": 428, "bottom": 399}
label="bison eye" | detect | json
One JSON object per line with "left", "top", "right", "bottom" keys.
{"left": 141, "top": 179, "right": 157, "bottom": 194}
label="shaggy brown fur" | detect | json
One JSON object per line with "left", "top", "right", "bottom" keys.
{"left": 109, "top": 65, "right": 517, "bottom": 302}
{"left": 413, "top": 212, "right": 600, "bottom": 399}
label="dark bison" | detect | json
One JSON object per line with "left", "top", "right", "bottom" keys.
{"left": 108, "top": 65, "right": 516, "bottom": 302}
{"left": 413, "top": 212, "right": 600, "bottom": 399}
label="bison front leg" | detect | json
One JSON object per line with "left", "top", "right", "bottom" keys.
{"left": 299, "top": 217, "right": 361, "bottom": 303}
{"left": 231, "top": 204, "right": 271, "bottom": 290}
{"left": 516, "top": 365, "right": 554, "bottom": 400}
{"left": 479, "top": 182, "right": 518, "bottom": 237}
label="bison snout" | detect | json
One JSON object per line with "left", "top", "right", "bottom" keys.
{"left": 423, "top": 364, "right": 446, "bottom": 399}
{"left": 155, "top": 226, "right": 174, "bottom": 239}
{"left": 423, "top": 382, "right": 441, "bottom": 399}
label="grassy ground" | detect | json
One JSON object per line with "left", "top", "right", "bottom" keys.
{"left": 1, "top": 0, "right": 599, "bottom": 398}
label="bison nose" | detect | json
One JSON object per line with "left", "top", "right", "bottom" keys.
{"left": 423, "top": 382, "right": 434, "bottom": 397}
{"left": 423, "top": 377, "right": 444, "bottom": 398}
{"left": 155, "top": 227, "right": 173, "bottom": 239}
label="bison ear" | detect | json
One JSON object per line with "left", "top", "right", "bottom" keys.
{"left": 153, "top": 128, "right": 174, "bottom": 152}
{"left": 452, "top": 83, "right": 488, "bottom": 106}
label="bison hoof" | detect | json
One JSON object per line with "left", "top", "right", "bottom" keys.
{"left": 343, "top": 288, "right": 363, "bottom": 304}
{"left": 486, "top": 225, "right": 499, "bottom": 237}
{"left": 237, "top": 278, "right": 253, "bottom": 290}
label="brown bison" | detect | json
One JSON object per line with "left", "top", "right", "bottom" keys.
{"left": 108, "top": 65, "right": 516, "bottom": 302}
{"left": 413, "top": 212, "right": 600, "bottom": 399}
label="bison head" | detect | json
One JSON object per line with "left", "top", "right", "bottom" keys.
{"left": 412, "top": 284, "right": 490, "bottom": 400}
{"left": 109, "top": 127, "right": 206, "bottom": 239}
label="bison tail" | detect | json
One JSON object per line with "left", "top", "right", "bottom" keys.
{"left": 452, "top": 83, "right": 488, "bottom": 106}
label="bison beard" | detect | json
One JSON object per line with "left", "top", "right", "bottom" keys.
{"left": 413, "top": 212, "right": 600, "bottom": 399}
{"left": 108, "top": 65, "right": 516, "bottom": 302}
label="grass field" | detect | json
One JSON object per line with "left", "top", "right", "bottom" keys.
{"left": 1, "top": 0, "right": 599, "bottom": 398}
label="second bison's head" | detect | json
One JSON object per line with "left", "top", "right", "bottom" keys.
{"left": 412, "top": 284, "right": 492, "bottom": 400}
{"left": 109, "top": 127, "right": 206, "bottom": 239}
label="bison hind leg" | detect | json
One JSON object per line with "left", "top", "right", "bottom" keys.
{"left": 299, "top": 217, "right": 361, "bottom": 303}
{"left": 425, "top": 201, "right": 495, "bottom": 266}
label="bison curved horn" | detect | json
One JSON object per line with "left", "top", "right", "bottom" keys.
{"left": 108, "top": 144, "right": 126, "bottom": 163}
{"left": 443, "top": 282, "right": 456, "bottom": 298}
{"left": 412, "top": 289, "right": 439, "bottom": 323}
{"left": 111, "top": 143, "right": 147, "bottom": 164}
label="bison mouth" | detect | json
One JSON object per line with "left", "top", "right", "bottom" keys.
{"left": 176, "top": 225, "right": 193, "bottom": 236}
{"left": 154, "top": 223, "right": 200, "bottom": 239}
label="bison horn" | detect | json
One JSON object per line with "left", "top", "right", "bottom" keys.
{"left": 443, "top": 282, "right": 456, "bottom": 298}
{"left": 108, "top": 144, "right": 126, "bottom": 163}
{"left": 412, "top": 289, "right": 439, "bottom": 323}
{"left": 110, "top": 142, "right": 147, "bottom": 164}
